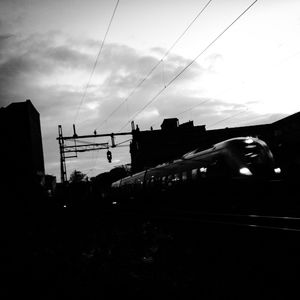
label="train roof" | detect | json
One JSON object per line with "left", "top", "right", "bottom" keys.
{"left": 182, "top": 136, "right": 259, "bottom": 159}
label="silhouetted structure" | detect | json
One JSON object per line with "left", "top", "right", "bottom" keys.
{"left": 45, "top": 174, "right": 57, "bottom": 197}
{"left": 91, "top": 164, "right": 131, "bottom": 205}
{"left": 130, "top": 113, "right": 300, "bottom": 177}
{"left": 272, "top": 112, "right": 300, "bottom": 178}
{"left": 0, "top": 99, "right": 45, "bottom": 198}
{"left": 130, "top": 119, "right": 206, "bottom": 172}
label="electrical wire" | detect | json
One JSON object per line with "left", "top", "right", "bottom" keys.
{"left": 118, "top": 0, "right": 258, "bottom": 132}
{"left": 176, "top": 99, "right": 211, "bottom": 118}
{"left": 149, "top": 98, "right": 210, "bottom": 129}
{"left": 87, "top": 0, "right": 213, "bottom": 176}
{"left": 74, "top": 0, "right": 120, "bottom": 123}
{"left": 208, "top": 108, "right": 249, "bottom": 128}
{"left": 98, "top": 0, "right": 214, "bottom": 128}
{"left": 73, "top": 0, "right": 120, "bottom": 176}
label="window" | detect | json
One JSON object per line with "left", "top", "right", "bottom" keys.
{"left": 174, "top": 173, "right": 181, "bottom": 183}
{"left": 191, "top": 168, "right": 198, "bottom": 180}
{"left": 167, "top": 175, "right": 173, "bottom": 186}
{"left": 134, "top": 178, "right": 143, "bottom": 190}
{"left": 149, "top": 176, "right": 156, "bottom": 187}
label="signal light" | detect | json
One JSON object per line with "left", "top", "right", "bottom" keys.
{"left": 107, "top": 150, "right": 112, "bottom": 163}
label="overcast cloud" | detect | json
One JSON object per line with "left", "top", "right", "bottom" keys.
{"left": 0, "top": 29, "right": 220, "bottom": 177}
{"left": 0, "top": 28, "right": 288, "bottom": 178}
{"left": 1, "top": 0, "right": 298, "bottom": 179}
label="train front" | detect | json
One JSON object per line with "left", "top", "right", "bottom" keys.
{"left": 230, "top": 137, "right": 280, "bottom": 179}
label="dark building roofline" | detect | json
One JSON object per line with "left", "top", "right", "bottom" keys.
{"left": 161, "top": 118, "right": 179, "bottom": 130}
{"left": 272, "top": 111, "right": 300, "bottom": 126}
{"left": 207, "top": 122, "right": 271, "bottom": 134}
{"left": 7, "top": 99, "right": 39, "bottom": 115}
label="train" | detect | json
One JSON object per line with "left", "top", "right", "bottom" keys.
{"left": 110, "top": 136, "right": 281, "bottom": 211}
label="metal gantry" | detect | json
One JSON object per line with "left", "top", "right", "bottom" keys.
{"left": 57, "top": 124, "right": 132, "bottom": 183}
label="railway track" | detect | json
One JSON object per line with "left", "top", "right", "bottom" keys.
{"left": 112, "top": 205, "right": 300, "bottom": 233}
{"left": 169, "top": 211, "right": 300, "bottom": 232}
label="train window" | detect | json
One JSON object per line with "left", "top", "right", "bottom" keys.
{"left": 191, "top": 168, "right": 198, "bottom": 180}
{"left": 167, "top": 175, "right": 173, "bottom": 186}
{"left": 157, "top": 177, "right": 163, "bottom": 187}
{"left": 174, "top": 173, "right": 181, "bottom": 183}
{"left": 237, "top": 142, "right": 268, "bottom": 163}
{"left": 136, "top": 178, "right": 143, "bottom": 184}
{"left": 199, "top": 167, "right": 207, "bottom": 178}
{"left": 200, "top": 167, "right": 207, "bottom": 173}
{"left": 149, "top": 176, "right": 156, "bottom": 187}
{"left": 243, "top": 145, "right": 267, "bottom": 166}
{"left": 134, "top": 178, "right": 143, "bottom": 190}
{"left": 162, "top": 176, "right": 167, "bottom": 186}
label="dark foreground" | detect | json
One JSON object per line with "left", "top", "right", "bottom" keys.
{"left": 2, "top": 181, "right": 300, "bottom": 299}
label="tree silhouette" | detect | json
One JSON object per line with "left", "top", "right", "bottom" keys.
{"left": 69, "top": 170, "right": 87, "bottom": 183}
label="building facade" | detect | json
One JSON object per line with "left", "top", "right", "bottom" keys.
{"left": 130, "top": 113, "right": 300, "bottom": 177}
{"left": 0, "top": 99, "right": 45, "bottom": 188}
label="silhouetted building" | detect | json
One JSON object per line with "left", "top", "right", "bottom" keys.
{"left": 45, "top": 174, "right": 57, "bottom": 197}
{"left": 272, "top": 112, "right": 300, "bottom": 177}
{"left": 161, "top": 118, "right": 179, "bottom": 130}
{"left": 130, "top": 112, "right": 300, "bottom": 177}
{"left": 0, "top": 99, "right": 45, "bottom": 189}
{"left": 130, "top": 120, "right": 206, "bottom": 172}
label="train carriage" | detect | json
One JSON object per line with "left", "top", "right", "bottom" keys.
{"left": 109, "top": 137, "right": 279, "bottom": 211}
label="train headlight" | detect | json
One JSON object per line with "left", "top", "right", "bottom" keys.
{"left": 274, "top": 167, "right": 281, "bottom": 174}
{"left": 239, "top": 167, "right": 253, "bottom": 176}
{"left": 245, "top": 137, "right": 254, "bottom": 144}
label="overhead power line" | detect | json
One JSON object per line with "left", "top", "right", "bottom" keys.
{"left": 150, "top": 98, "right": 210, "bottom": 129}
{"left": 208, "top": 108, "right": 249, "bottom": 128}
{"left": 98, "top": 0, "right": 214, "bottom": 127}
{"left": 74, "top": 0, "right": 120, "bottom": 123}
{"left": 119, "top": 0, "right": 258, "bottom": 132}
{"left": 176, "top": 99, "right": 211, "bottom": 118}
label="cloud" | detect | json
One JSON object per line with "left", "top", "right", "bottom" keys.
{"left": 1, "top": 29, "right": 284, "bottom": 179}
{"left": 0, "top": 30, "right": 226, "bottom": 178}
{"left": 135, "top": 108, "right": 160, "bottom": 121}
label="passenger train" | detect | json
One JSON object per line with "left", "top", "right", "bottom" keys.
{"left": 110, "top": 137, "right": 280, "bottom": 210}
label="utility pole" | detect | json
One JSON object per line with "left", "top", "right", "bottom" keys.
{"left": 57, "top": 124, "right": 132, "bottom": 184}
{"left": 58, "top": 125, "right": 67, "bottom": 184}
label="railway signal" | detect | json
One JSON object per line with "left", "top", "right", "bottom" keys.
{"left": 57, "top": 124, "right": 132, "bottom": 183}
{"left": 107, "top": 150, "right": 112, "bottom": 163}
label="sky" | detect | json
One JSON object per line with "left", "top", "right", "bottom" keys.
{"left": 1, "top": 0, "right": 300, "bottom": 181}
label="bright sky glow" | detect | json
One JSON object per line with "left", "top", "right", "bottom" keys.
{"left": 1, "top": 0, "right": 300, "bottom": 180}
